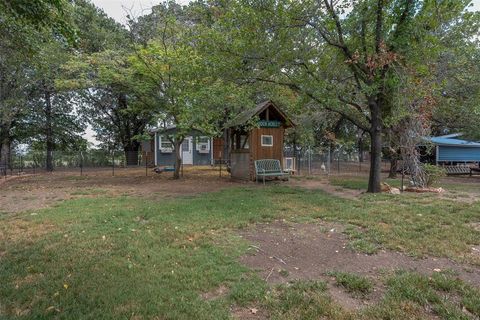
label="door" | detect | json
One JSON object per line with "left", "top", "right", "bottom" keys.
{"left": 181, "top": 137, "right": 193, "bottom": 165}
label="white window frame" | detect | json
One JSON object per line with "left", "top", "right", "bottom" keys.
{"left": 196, "top": 136, "right": 210, "bottom": 153}
{"left": 261, "top": 135, "right": 273, "bottom": 147}
{"left": 159, "top": 135, "right": 173, "bottom": 153}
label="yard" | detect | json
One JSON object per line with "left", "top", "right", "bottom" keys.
{"left": 1, "top": 168, "right": 480, "bottom": 319}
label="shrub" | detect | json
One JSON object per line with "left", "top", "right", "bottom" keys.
{"left": 422, "top": 164, "right": 446, "bottom": 187}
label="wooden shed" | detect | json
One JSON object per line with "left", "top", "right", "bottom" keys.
{"left": 227, "top": 101, "right": 294, "bottom": 180}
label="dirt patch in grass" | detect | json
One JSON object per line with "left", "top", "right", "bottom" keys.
{"left": 0, "top": 218, "right": 57, "bottom": 243}
{"left": 0, "top": 167, "right": 247, "bottom": 214}
{"left": 238, "top": 220, "right": 480, "bottom": 311}
{"left": 231, "top": 305, "right": 268, "bottom": 320}
{"left": 201, "top": 284, "right": 229, "bottom": 300}
{"left": 290, "top": 177, "right": 362, "bottom": 199}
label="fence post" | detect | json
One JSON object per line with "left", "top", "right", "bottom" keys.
{"left": 337, "top": 151, "right": 340, "bottom": 174}
{"left": 145, "top": 151, "right": 148, "bottom": 177}
{"left": 308, "top": 147, "right": 312, "bottom": 175}
{"left": 112, "top": 151, "right": 115, "bottom": 176}
{"left": 327, "top": 146, "right": 331, "bottom": 175}
{"left": 401, "top": 168, "right": 405, "bottom": 193}
{"left": 80, "top": 152, "right": 83, "bottom": 176}
{"left": 219, "top": 152, "right": 222, "bottom": 177}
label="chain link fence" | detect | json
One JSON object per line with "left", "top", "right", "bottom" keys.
{"left": 1, "top": 149, "right": 153, "bottom": 178}
{"left": 285, "top": 147, "right": 392, "bottom": 176}
{"left": 1, "top": 146, "right": 395, "bottom": 179}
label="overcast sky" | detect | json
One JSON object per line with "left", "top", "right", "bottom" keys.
{"left": 92, "top": 0, "right": 191, "bottom": 24}
{"left": 92, "top": 0, "right": 480, "bottom": 24}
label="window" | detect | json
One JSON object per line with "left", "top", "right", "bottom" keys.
{"left": 196, "top": 136, "right": 210, "bottom": 153}
{"left": 232, "top": 131, "right": 249, "bottom": 150}
{"left": 159, "top": 135, "right": 173, "bottom": 153}
{"left": 261, "top": 135, "right": 273, "bottom": 147}
{"left": 239, "top": 135, "right": 249, "bottom": 149}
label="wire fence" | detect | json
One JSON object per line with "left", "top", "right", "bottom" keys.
{"left": 1, "top": 147, "right": 395, "bottom": 179}
{"left": 0, "top": 150, "right": 152, "bottom": 178}
{"left": 286, "top": 148, "right": 392, "bottom": 176}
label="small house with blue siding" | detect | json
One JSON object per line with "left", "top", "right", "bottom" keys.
{"left": 426, "top": 134, "right": 480, "bottom": 164}
{"left": 152, "top": 127, "right": 213, "bottom": 166}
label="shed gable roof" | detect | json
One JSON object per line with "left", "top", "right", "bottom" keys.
{"left": 228, "top": 100, "right": 294, "bottom": 128}
{"left": 426, "top": 133, "right": 480, "bottom": 147}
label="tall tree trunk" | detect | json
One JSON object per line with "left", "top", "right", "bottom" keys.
{"left": 45, "top": 90, "right": 54, "bottom": 172}
{"left": 388, "top": 158, "right": 398, "bottom": 178}
{"left": 173, "top": 139, "right": 182, "bottom": 179}
{"left": 367, "top": 99, "right": 382, "bottom": 193}
{"left": 0, "top": 136, "right": 10, "bottom": 169}
{"left": 124, "top": 141, "right": 140, "bottom": 166}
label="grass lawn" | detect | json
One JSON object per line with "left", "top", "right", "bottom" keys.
{"left": 1, "top": 186, "right": 479, "bottom": 319}
{"left": 330, "top": 176, "right": 403, "bottom": 190}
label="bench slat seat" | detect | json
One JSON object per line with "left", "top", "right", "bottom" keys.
{"left": 254, "top": 159, "right": 289, "bottom": 184}
{"left": 444, "top": 166, "right": 472, "bottom": 175}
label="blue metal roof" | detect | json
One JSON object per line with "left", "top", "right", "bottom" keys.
{"left": 425, "top": 134, "right": 480, "bottom": 147}
{"left": 430, "top": 137, "right": 480, "bottom": 147}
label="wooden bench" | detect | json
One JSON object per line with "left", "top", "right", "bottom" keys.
{"left": 153, "top": 166, "right": 175, "bottom": 173}
{"left": 254, "top": 159, "right": 290, "bottom": 184}
{"left": 443, "top": 166, "right": 472, "bottom": 176}
{"left": 470, "top": 167, "right": 480, "bottom": 176}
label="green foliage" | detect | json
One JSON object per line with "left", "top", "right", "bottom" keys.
{"left": 206, "top": 0, "right": 480, "bottom": 192}
{"left": 423, "top": 164, "right": 446, "bottom": 187}
{"left": 0, "top": 0, "right": 75, "bottom": 43}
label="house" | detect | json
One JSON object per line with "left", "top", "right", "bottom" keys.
{"left": 226, "top": 100, "right": 295, "bottom": 180}
{"left": 150, "top": 127, "right": 213, "bottom": 166}
{"left": 426, "top": 133, "right": 480, "bottom": 164}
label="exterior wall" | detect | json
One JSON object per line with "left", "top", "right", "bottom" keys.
{"left": 227, "top": 127, "right": 287, "bottom": 181}
{"left": 192, "top": 138, "right": 212, "bottom": 165}
{"left": 230, "top": 150, "right": 250, "bottom": 180}
{"left": 155, "top": 130, "right": 212, "bottom": 166}
{"left": 248, "top": 127, "right": 285, "bottom": 180}
{"left": 438, "top": 146, "right": 480, "bottom": 162}
{"left": 156, "top": 142, "right": 176, "bottom": 166}
{"left": 141, "top": 139, "right": 155, "bottom": 167}
{"left": 213, "top": 138, "right": 225, "bottom": 160}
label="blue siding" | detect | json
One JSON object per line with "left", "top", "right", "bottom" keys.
{"left": 438, "top": 146, "right": 480, "bottom": 162}
{"left": 156, "top": 147, "right": 176, "bottom": 166}
{"left": 155, "top": 130, "right": 212, "bottom": 166}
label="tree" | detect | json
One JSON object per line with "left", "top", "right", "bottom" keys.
{"left": 63, "top": 49, "right": 156, "bottom": 165}
{"left": 126, "top": 3, "right": 252, "bottom": 178}
{"left": 27, "top": 39, "right": 89, "bottom": 171}
{"left": 431, "top": 29, "right": 480, "bottom": 139}
{"left": 207, "top": 0, "right": 478, "bottom": 192}
{"left": 60, "top": 1, "right": 153, "bottom": 165}
{"left": 0, "top": 0, "right": 72, "bottom": 169}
